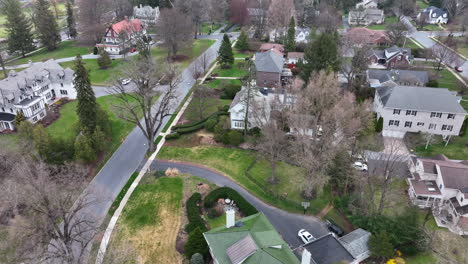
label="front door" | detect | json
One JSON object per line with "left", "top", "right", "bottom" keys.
{"left": 51, "top": 89, "right": 56, "bottom": 99}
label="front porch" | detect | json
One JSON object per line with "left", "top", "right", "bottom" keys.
{"left": 432, "top": 199, "right": 468, "bottom": 235}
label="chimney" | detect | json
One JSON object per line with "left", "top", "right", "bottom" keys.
{"left": 301, "top": 249, "right": 311, "bottom": 264}
{"left": 226, "top": 207, "right": 235, "bottom": 228}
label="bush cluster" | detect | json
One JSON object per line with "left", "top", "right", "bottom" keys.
{"left": 203, "top": 187, "right": 258, "bottom": 216}
{"left": 185, "top": 193, "right": 207, "bottom": 233}
{"left": 172, "top": 111, "right": 229, "bottom": 135}
{"left": 165, "top": 132, "right": 180, "bottom": 140}
{"left": 220, "top": 84, "right": 241, "bottom": 100}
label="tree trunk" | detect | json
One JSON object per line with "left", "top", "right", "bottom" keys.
{"left": 0, "top": 54, "right": 7, "bottom": 77}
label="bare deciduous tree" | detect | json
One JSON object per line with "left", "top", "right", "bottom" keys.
{"left": 386, "top": 22, "right": 408, "bottom": 47}
{"left": 192, "top": 85, "right": 212, "bottom": 120}
{"left": 0, "top": 154, "right": 99, "bottom": 264}
{"left": 155, "top": 7, "right": 193, "bottom": 58}
{"left": 348, "top": 6, "right": 367, "bottom": 26}
{"left": 230, "top": 0, "right": 249, "bottom": 25}
{"left": 288, "top": 73, "right": 370, "bottom": 198}
{"left": 110, "top": 58, "right": 181, "bottom": 152}
{"left": 77, "top": 0, "right": 111, "bottom": 44}
{"left": 431, "top": 43, "right": 459, "bottom": 71}
{"left": 340, "top": 46, "right": 369, "bottom": 90}
{"left": 207, "top": 0, "right": 228, "bottom": 23}
{"left": 268, "top": 0, "right": 295, "bottom": 40}
{"left": 249, "top": 0, "right": 270, "bottom": 39}
{"left": 177, "top": 0, "right": 206, "bottom": 38}
{"left": 314, "top": 3, "right": 340, "bottom": 33}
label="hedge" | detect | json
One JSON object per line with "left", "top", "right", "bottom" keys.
{"left": 177, "top": 123, "right": 206, "bottom": 135}
{"left": 165, "top": 132, "right": 180, "bottom": 140}
{"left": 173, "top": 111, "right": 228, "bottom": 131}
{"left": 204, "top": 187, "right": 258, "bottom": 216}
{"left": 185, "top": 193, "right": 207, "bottom": 233}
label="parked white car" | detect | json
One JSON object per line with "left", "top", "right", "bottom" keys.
{"left": 120, "top": 78, "right": 132, "bottom": 85}
{"left": 352, "top": 161, "right": 368, "bottom": 171}
{"left": 298, "top": 229, "right": 315, "bottom": 244}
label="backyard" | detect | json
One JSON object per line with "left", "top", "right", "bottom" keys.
{"left": 212, "top": 59, "right": 249, "bottom": 78}
{"left": 366, "top": 16, "right": 399, "bottom": 30}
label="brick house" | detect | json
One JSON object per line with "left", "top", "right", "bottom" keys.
{"left": 254, "top": 50, "right": 284, "bottom": 88}
{"left": 344, "top": 27, "right": 389, "bottom": 47}
{"left": 368, "top": 46, "right": 412, "bottom": 69}
{"left": 96, "top": 17, "right": 144, "bottom": 55}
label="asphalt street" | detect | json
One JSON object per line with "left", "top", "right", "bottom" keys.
{"left": 151, "top": 160, "right": 329, "bottom": 249}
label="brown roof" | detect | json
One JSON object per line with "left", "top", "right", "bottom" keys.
{"left": 418, "top": 158, "right": 468, "bottom": 191}
{"left": 422, "top": 161, "right": 437, "bottom": 174}
{"left": 458, "top": 217, "right": 468, "bottom": 231}
{"left": 287, "top": 52, "right": 304, "bottom": 59}
{"left": 411, "top": 173, "right": 442, "bottom": 196}
{"left": 345, "top": 27, "right": 388, "bottom": 45}
{"left": 260, "top": 43, "right": 285, "bottom": 53}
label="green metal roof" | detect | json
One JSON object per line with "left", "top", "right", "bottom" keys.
{"left": 204, "top": 213, "right": 300, "bottom": 264}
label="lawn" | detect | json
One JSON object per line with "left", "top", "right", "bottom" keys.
{"left": 0, "top": 133, "right": 19, "bottom": 151}
{"left": 205, "top": 78, "right": 242, "bottom": 89}
{"left": 366, "top": 16, "right": 399, "bottom": 30}
{"left": 413, "top": 132, "right": 468, "bottom": 160}
{"left": 60, "top": 59, "right": 122, "bottom": 86}
{"left": 416, "top": 0, "right": 429, "bottom": 9}
{"left": 200, "top": 22, "right": 223, "bottom": 34}
{"left": 9, "top": 41, "right": 92, "bottom": 66}
{"left": 107, "top": 176, "right": 184, "bottom": 263}
{"left": 158, "top": 146, "right": 329, "bottom": 214}
{"left": 411, "top": 21, "right": 442, "bottom": 31}
{"left": 182, "top": 98, "right": 231, "bottom": 123}
{"left": 434, "top": 69, "right": 462, "bottom": 91}
{"left": 212, "top": 60, "right": 249, "bottom": 77}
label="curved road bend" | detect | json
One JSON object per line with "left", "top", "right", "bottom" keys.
{"left": 152, "top": 160, "right": 329, "bottom": 249}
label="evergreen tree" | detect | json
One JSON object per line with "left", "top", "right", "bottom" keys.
{"left": 301, "top": 33, "right": 340, "bottom": 82}
{"left": 74, "top": 133, "right": 96, "bottom": 163}
{"left": 184, "top": 227, "right": 209, "bottom": 259}
{"left": 218, "top": 34, "right": 234, "bottom": 67}
{"left": 34, "top": 0, "right": 61, "bottom": 51}
{"left": 14, "top": 111, "right": 26, "bottom": 127}
{"left": 97, "top": 49, "right": 112, "bottom": 69}
{"left": 2, "top": 0, "right": 35, "bottom": 57}
{"left": 190, "top": 253, "right": 204, "bottom": 264}
{"left": 66, "top": 1, "right": 77, "bottom": 39}
{"left": 74, "top": 56, "right": 97, "bottom": 134}
{"left": 235, "top": 30, "right": 249, "bottom": 51}
{"left": 285, "top": 16, "right": 296, "bottom": 52}
{"left": 32, "top": 124, "right": 51, "bottom": 158}
{"left": 92, "top": 126, "right": 106, "bottom": 152}
{"left": 369, "top": 232, "right": 394, "bottom": 261}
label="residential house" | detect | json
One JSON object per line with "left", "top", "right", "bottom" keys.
{"left": 254, "top": 50, "right": 285, "bottom": 88}
{"left": 96, "top": 17, "right": 144, "bottom": 55}
{"left": 300, "top": 229, "right": 371, "bottom": 264}
{"left": 368, "top": 46, "right": 412, "bottom": 69}
{"left": 203, "top": 211, "right": 300, "bottom": 264}
{"left": 417, "top": 6, "right": 449, "bottom": 24}
{"left": 133, "top": 5, "right": 159, "bottom": 26}
{"left": 344, "top": 27, "right": 389, "bottom": 47}
{"left": 0, "top": 60, "right": 75, "bottom": 131}
{"left": 287, "top": 52, "right": 304, "bottom": 65}
{"left": 367, "top": 69, "right": 429, "bottom": 88}
{"left": 355, "top": 0, "right": 378, "bottom": 9}
{"left": 269, "top": 27, "right": 312, "bottom": 43}
{"left": 259, "top": 43, "right": 285, "bottom": 56}
{"left": 407, "top": 155, "right": 468, "bottom": 235}
{"left": 374, "top": 85, "right": 467, "bottom": 138}
{"left": 348, "top": 8, "right": 385, "bottom": 26}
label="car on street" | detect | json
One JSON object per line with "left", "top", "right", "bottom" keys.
{"left": 298, "top": 229, "right": 315, "bottom": 244}
{"left": 455, "top": 66, "right": 463, "bottom": 73}
{"left": 119, "top": 78, "right": 132, "bottom": 85}
{"left": 352, "top": 161, "right": 368, "bottom": 171}
{"left": 326, "top": 220, "right": 344, "bottom": 237}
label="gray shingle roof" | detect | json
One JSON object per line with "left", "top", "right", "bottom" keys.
{"left": 339, "top": 228, "right": 371, "bottom": 259}
{"left": 368, "top": 69, "right": 429, "bottom": 84}
{"left": 0, "top": 113, "right": 15, "bottom": 122}
{"left": 377, "top": 85, "right": 466, "bottom": 114}
{"left": 226, "top": 234, "right": 258, "bottom": 264}
{"left": 304, "top": 234, "right": 355, "bottom": 264}
{"left": 254, "top": 51, "right": 284, "bottom": 73}
{"left": 422, "top": 6, "right": 448, "bottom": 17}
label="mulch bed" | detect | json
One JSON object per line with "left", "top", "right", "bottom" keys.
{"left": 40, "top": 98, "right": 71, "bottom": 128}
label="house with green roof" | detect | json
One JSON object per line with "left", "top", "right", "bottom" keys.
{"left": 203, "top": 212, "right": 300, "bottom": 264}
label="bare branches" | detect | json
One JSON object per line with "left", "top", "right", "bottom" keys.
{"left": 155, "top": 7, "right": 193, "bottom": 58}
{"left": 110, "top": 58, "right": 181, "bottom": 152}
{"left": 430, "top": 43, "right": 460, "bottom": 71}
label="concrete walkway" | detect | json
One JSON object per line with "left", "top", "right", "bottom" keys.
{"left": 383, "top": 136, "right": 410, "bottom": 156}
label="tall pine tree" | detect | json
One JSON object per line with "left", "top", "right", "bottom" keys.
{"left": 74, "top": 56, "right": 97, "bottom": 134}
{"left": 301, "top": 33, "right": 340, "bottom": 83}
{"left": 2, "top": 0, "right": 35, "bottom": 57}
{"left": 34, "top": 0, "right": 61, "bottom": 51}
{"left": 235, "top": 30, "right": 249, "bottom": 51}
{"left": 66, "top": 1, "right": 77, "bottom": 39}
{"left": 218, "top": 34, "right": 234, "bottom": 67}
{"left": 285, "top": 16, "right": 296, "bottom": 52}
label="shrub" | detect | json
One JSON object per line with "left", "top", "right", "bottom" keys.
{"left": 207, "top": 208, "right": 220, "bottom": 218}
{"left": 426, "top": 79, "right": 439, "bottom": 87}
{"left": 185, "top": 193, "right": 207, "bottom": 233}
{"left": 204, "top": 187, "right": 258, "bottom": 216}
{"left": 190, "top": 253, "right": 204, "bottom": 264}
{"left": 220, "top": 63, "right": 232, "bottom": 69}
{"left": 220, "top": 84, "right": 241, "bottom": 99}
{"left": 93, "top": 46, "right": 98, "bottom": 55}
{"left": 226, "top": 130, "right": 244, "bottom": 146}
{"left": 375, "top": 117, "right": 383, "bottom": 133}
{"left": 165, "top": 132, "right": 180, "bottom": 140}
{"left": 204, "top": 118, "right": 218, "bottom": 132}
{"left": 185, "top": 227, "right": 209, "bottom": 258}
{"left": 369, "top": 232, "right": 394, "bottom": 260}
{"left": 97, "top": 50, "right": 112, "bottom": 69}
{"left": 177, "top": 123, "right": 206, "bottom": 134}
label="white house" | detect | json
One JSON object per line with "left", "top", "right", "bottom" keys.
{"left": 374, "top": 85, "right": 467, "bottom": 138}
{"left": 0, "top": 60, "right": 76, "bottom": 131}
{"left": 355, "top": 0, "right": 378, "bottom": 9}
{"left": 133, "top": 5, "right": 159, "bottom": 26}
{"left": 269, "top": 27, "right": 311, "bottom": 43}
{"left": 417, "top": 6, "right": 449, "bottom": 24}
{"left": 407, "top": 155, "right": 468, "bottom": 235}
{"left": 348, "top": 0, "right": 384, "bottom": 26}
{"left": 96, "top": 17, "right": 145, "bottom": 55}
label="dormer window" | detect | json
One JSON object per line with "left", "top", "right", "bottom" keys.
{"left": 443, "top": 14, "right": 447, "bottom": 18}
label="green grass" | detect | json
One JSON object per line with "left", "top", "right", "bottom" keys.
{"left": 0, "top": 133, "right": 19, "bottom": 151}
{"left": 205, "top": 212, "right": 226, "bottom": 229}
{"left": 201, "top": 22, "right": 223, "bottom": 34}
{"left": 60, "top": 59, "right": 122, "bottom": 86}
{"left": 122, "top": 176, "right": 183, "bottom": 230}
{"left": 414, "top": 132, "right": 468, "bottom": 160}
{"left": 10, "top": 41, "right": 92, "bottom": 65}
{"left": 212, "top": 60, "right": 249, "bottom": 77}
{"left": 411, "top": 21, "right": 442, "bottom": 31}
{"left": 183, "top": 98, "right": 231, "bottom": 123}
{"left": 108, "top": 172, "right": 139, "bottom": 216}
{"left": 158, "top": 146, "right": 327, "bottom": 214}
{"left": 405, "top": 38, "right": 422, "bottom": 50}
{"left": 434, "top": 69, "right": 461, "bottom": 91}
{"left": 325, "top": 208, "right": 353, "bottom": 233}
{"left": 366, "top": 16, "right": 399, "bottom": 30}
{"left": 205, "top": 79, "right": 242, "bottom": 89}
{"left": 417, "top": 0, "right": 430, "bottom": 9}
{"left": 405, "top": 252, "right": 437, "bottom": 264}
{"left": 460, "top": 98, "right": 468, "bottom": 110}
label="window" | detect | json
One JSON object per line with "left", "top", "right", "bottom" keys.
{"left": 431, "top": 112, "right": 442, "bottom": 118}
{"left": 442, "top": 125, "right": 453, "bottom": 131}
{"left": 32, "top": 116, "right": 38, "bottom": 122}
{"left": 429, "top": 124, "right": 437, "bottom": 130}
{"left": 406, "top": 110, "right": 417, "bottom": 116}
{"left": 389, "top": 120, "right": 400, "bottom": 127}
{"left": 39, "top": 112, "right": 45, "bottom": 117}
{"left": 393, "top": 109, "right": 401, "bottom": 115}
{"left": 405, "top": 121, "right": 412, "bottom": 128}
{"left": 234, "top": 121, "right": 244, "bottom": 128}
{"left": 61, "top": 83, "right": 64, "bottom": 87}
{"left": 60, "top": 90, "right": 68, "bottom": 95}
{"left": 417, "top": 122, "right": 424, "bottom": 126}
{"left": 439, "top": 184, "right": 443, "bottom": 190}
{"left": 31, "top": 103, "right": 41, "bottom": 112}
{"left": 447, "top": 114, "right": 455, "bottom": 119}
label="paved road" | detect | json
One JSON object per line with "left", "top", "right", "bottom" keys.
{"left": 151, "top": 160, "right": 329, "bottom": 249}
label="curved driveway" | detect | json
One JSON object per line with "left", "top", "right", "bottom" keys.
{"left": 152, "top": 160, "right": 329, "bottom": 249}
